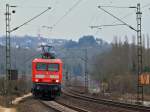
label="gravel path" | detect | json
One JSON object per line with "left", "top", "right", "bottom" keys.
{"left": 16, "top": 97, "right": 56, "bottom": 112}
{"left": 0, "top": 107, "right": 16, "bottom": 112}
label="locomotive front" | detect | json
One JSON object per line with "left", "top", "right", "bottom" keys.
{"left": 31, "top": 45, "right": 63, "bottom": 98}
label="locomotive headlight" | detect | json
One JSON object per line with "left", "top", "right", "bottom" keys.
{"left": 55, "top": 80, "right": 59, "bottom": 83}
{"left": 35, "top": 79, "right": 39, "bottom": 82}
{"left": 35, "top": 74, "right": 45, "bottom": 78}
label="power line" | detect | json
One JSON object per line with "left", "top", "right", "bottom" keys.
{"left": 52, "top": 0, "right": 83, "bottom": 28}
{"left": 90, "top": 23, "right": 125, "bottom": 29}
{"left": 18, "top": 6, "right": 52, "bottom": 9}
{"left": 90, "top": 2, "right": 150, "bottom": 31}
{"left": 98, "top": 6, "right": 137, "bottom": 31}
{"left": 97, "top": 3, "right": 150, "bottom": 9}
{"left": 97, "top": 5, "right": 136, "bottom": 9}
{"left": 97, "top": 3, "right": 144, "bottom": 104}
{"left": 99, "top": 23, "right": 125, "bottom": 27}
{"left": 110, "top": 2, "right": 150, "bottom": 25}
{"left": 10, "top": 7, "right": 51, "bottom": 32}
{"left": 111, "top": 12, "right": 134, "bottom": 25}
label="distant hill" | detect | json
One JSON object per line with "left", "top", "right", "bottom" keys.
{"left": 0, "top": 35, "right": 111, "bottom": 76}
{"left": 0, "top": 35, "right": 109, "bottom": 50}
{"left": 64, "top": 35, "right": 109, "bottom": 49}
{"left": 0, "top": 35, "right": 67, "bottom": 49}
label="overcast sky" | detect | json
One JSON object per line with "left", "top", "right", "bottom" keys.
{"left": 0, "top": 0, "right": 150, "bottom": 42}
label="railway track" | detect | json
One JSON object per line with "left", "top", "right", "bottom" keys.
{"left": 40, "top": 99, "right": 90, "bottom": 112}
{"left": 63, "top": 89, "right": 150, "bottom": 112}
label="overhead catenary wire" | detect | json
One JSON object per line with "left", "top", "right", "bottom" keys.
{"left": 111, "top": 12, "right": 134, "bottom": 25}
{"left": 90, "top": 23, "right": 125, "bottom": 29}
{"left": 98, "top": 6, "right": 137, "bottom": 31}
{"left": 110, "top": 2, "right": 150, "bottom": 25}
{"left": 97, "top": 23, "right": 125, "bottom": 27}
{"left": 52, "top": 0, "right": 83, "bottom": 28}
{"left": 17, "top": 6, "right": 52, "bottom": 9}
{"left": 10, "top": 7, "right": 51, "bottom": 32}
{"left": 97, "top": 5, "right": 136, "bottom": 9}
{"left": 91, "top": 2, "right": 150, "bottom": 30}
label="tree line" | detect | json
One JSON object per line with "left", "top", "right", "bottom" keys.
{"left": 91, "top": 35, "right": 150, "bottom": 95}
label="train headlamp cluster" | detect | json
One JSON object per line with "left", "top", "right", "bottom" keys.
{"left": 35, "top": 79, "right": 39, "bottom": 82}
{"left": 55, "top": 80, "right": 59, "bottom": 83}
{"left": 35, "top": 74, "right": 59, "bottom": 78}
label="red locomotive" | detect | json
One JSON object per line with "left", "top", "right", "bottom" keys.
{"left": 31, "top": 45, "right": 63, "bottom": 98}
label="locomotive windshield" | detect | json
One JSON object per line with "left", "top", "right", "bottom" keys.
{"left": 36, "top": 63, "right": 59, "bottom": 71}
{"left": 48, "top": 64, "right": 59, "bottom": 71}
{"left": 36, "top": 63, "right": 47, "bottom": 70}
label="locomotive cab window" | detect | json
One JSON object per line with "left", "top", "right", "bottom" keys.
{"left": 36, "top": 63, "right": 47, "bottom": 70}
{"left": 48, "top": 64, "right": 59, "bottom": 71}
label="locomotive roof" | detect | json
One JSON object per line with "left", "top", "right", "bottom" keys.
{"left": 32, "top": 58, "right": 63, "bottom": 63}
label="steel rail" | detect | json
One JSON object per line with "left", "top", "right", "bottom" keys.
{"left": 39, "top": 100, "right": 62, "bottom": 112}
{"left": 39, "top": 100, "right": 90, "bottom": 112}
{"left": 63, "top": 89, "right": 150, "bottom": 112}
